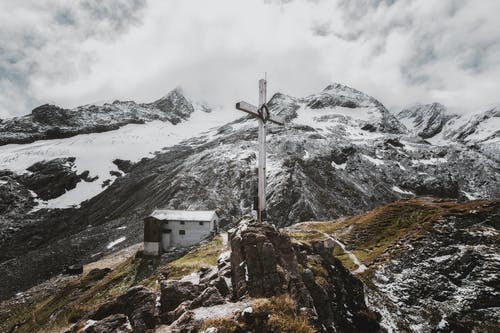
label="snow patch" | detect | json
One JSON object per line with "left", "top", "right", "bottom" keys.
{"left": 106, "top": 236, "right": 126, "bottom": 249}
{"left": 362, "top": 154, "right": 385, "bottom": 166}
{"left": 414, "top": 157, "right": 447, "bottom": 165}
{"left": 331, "top": 161, "right": 347, "bottom": 170}
{"left": 391, "top": 186, "right": 414, "bottom": 195}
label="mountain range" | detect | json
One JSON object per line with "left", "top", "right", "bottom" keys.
{"left": 0, "top": 83, "right": 498, "bottom": 332}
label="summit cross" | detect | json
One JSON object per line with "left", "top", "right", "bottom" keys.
{"left": 236, "top": 79, "right": 284, "bottom": 223}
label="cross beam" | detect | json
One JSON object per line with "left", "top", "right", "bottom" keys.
{"left": 236, "top": 79, "right": 284, "bottom": 223}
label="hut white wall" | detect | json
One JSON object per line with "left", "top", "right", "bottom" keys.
{"left": 163, "top": 218, "right": 218, "bottom": 248}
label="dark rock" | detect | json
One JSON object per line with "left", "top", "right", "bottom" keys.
{"left": 32, "top": 104, "right": 73, "bottom": 126}
{"left": 18, "top": 157, "right": 86, "bottom": 200}
{"left": 113, "top": 159, "right": 134, "bottom": 173}
{"left": 65, "top": 264, "right": 83, "bottom": 275}
{"left": 361, "top": 124, "right": 377, "bottom": 132}
{"left": 163, "top": 301, "right": 191, "bottom": 325}
{"left": 211, "top": 276, "right": 230, "bottom": 297}
{"left": 86, "top": 268, "right": 112, "bottom": 281}
{"left": 90, "top": 285, "right": 158, "bottom": 333}
{"left": 189, "top": 286, "right": 225, "bottom": 309}
{"left": 109, "top": 170, "right": 122, "bottom": 178}
{"left": 199, "top": 266, "right": 218, "bottom": 284}
{"left": 159, "top": 280, "right": 205, "bottom": 314}
{"left": 384, "top": 138, "right": 404, "bottom": 147}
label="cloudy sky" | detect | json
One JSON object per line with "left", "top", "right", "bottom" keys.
{"left": 1, "top": 0, "right": 499, "bottom": 118}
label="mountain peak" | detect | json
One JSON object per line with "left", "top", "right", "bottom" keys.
{"left": 397, "top": 103, "right": 454, "bottom": 139}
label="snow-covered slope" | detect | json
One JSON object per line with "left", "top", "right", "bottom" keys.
{"left": 0, "top": 107, "right": 235, "bottom": 209}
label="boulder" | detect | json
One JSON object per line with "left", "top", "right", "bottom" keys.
{"left": 189, "top": 286, "right": 225, "bottom": 309}
{"left": 89, "top": 286, "right": 158, "bottom": 333}
{"left": 211, "top": 276, "right": 230, "bottom": 297}
{"left": 159, "top": 280, "right": 205, "bottom": 313}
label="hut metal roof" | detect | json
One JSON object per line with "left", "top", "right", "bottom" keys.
{"left": 150, "top": 209, "right": 217, "bottom": 222}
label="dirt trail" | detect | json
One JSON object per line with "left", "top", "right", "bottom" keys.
{"left": 319, "top": 232, "right": 367, "bottom": 274}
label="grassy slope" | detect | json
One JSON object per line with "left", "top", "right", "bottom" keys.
{"left": 0, "top": 236, "right": 226, "bottom": 333}
{"left": 288, "top": 197, "right": 494, "bottom": 273}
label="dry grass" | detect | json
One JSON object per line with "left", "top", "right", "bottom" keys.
{"left": 201, "top": 296, "right": 316, "bottom": 333}
{"left": 161, "top": 236, "right": 226, "bottom": 280}
{"left": 304, "top": 256, "right": 329, "bottom": 287}
{"left": 286, "top": 230, "right": 325, "bottom": 245}
{"left": 253, "top": 296, "right": 316, "bottom": 333}
{"left": 294, "top": 199, "right": 441, "bottom": 270}
{"left": 201, "top": 317, "right": 239, "bottom": 333}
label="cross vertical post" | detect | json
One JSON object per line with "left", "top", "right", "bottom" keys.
{"left": 257, "top": 79, "right": 267, "bottom": 223}
{"left": 235, "top": 78, "right": 284, "bottom": 223}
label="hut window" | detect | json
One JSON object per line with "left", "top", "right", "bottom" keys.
{"left": 179, "top": 230, "right": 186, "bottom": 235}
{"left": 199, "top": 221, "right": 204, "bottom": 226}
{"left": 180, "top": 221, "right": 185, "bottom": 225}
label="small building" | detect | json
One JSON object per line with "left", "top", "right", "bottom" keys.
{"left": 143, "top": 209, "right": 219, "bottom": 256}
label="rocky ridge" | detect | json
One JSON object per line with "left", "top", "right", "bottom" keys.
{"left": 0, "top": 88, "right": 210, "bottom": 146}
{"left": 291, "top": 197, "right": 500, "bottom": 332}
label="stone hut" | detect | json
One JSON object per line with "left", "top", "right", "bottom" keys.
{"left": 143, "top": 210, "right": 218, "bottom": 256}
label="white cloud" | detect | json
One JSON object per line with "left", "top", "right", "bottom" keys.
{"left": 1, "top": 0, "right": 500, "bottom": 118}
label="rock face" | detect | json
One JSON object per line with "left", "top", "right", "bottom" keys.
{"left": 230, "top": 221, "right": 382, "bottom": 333}
{"left": 18, "top": 157, "right": 93, "bottom": 200}
{"left": 0, "top": 88, "right": 210, "bottom": 146}
{"left": 365, "top": 200, "right": 500, "bottom": 333}
{"left": 397, "top": 103, "right": 452, "bottom": 139}
{"left": 230, "top": 222, "right": 312, "bottom": 303}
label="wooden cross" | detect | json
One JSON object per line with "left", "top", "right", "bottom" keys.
{"left": 236, "top": 79, "right": 284, "bottom": 223}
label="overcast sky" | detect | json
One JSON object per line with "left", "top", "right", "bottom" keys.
{"left": 1, "top": 0, "right": 499, "bottom": 118}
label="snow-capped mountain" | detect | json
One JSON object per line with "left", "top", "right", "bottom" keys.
{"left": 397, "top": 103, "right": 454, "bottom": 139}
{"left": 0, "top": 87, "right": 213, "bottom": 146}
{"left": 0, "top": 83, "right": 498, "bottom": 301}
{"left": 397, "top": 103, "right": 500, "bottom": 161}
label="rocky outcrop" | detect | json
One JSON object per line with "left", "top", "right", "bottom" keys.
{"left": 230, "top": 222, "right": 313, "bottom": 305}
{"left": 230, "top": 220, "right": 383, "bottom": 333}
{"left": 18, "top": 157, "right": 93, "bottom": 200}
